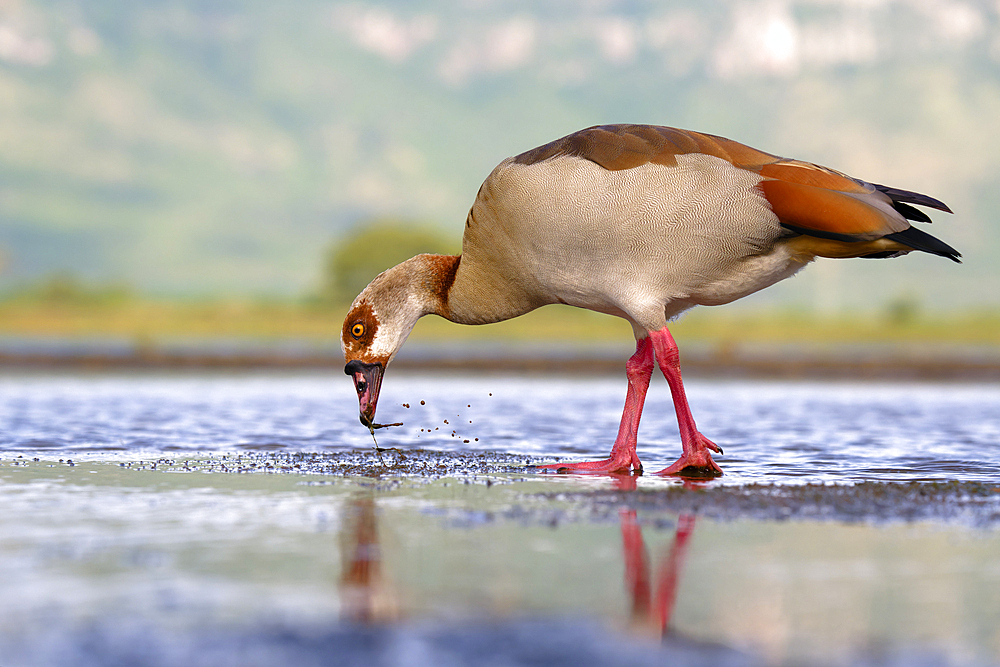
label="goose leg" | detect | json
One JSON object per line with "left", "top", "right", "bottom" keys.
{"left": 533, "top": 337, "right": 652, "bottom": 474}
{"left": 648, "top": 326, "right": 723, "bottom": 477}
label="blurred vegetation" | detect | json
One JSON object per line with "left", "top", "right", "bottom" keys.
{"left": 2, "top": 273, "right": 134, "bottom": 306}
{"left": 885, "top": 295, "right": 921, "bottom": 328}
{"left": 0, "top": 272, "right": 997, "bottom": 347}
{"left": 319, "top": 219, "right": 458, "bottom": 304}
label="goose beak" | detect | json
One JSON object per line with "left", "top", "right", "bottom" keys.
{"left": 345, "top": 360, "right": 384, "bottom": 428}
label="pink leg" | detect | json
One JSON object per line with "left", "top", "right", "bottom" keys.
{"left": 648, "top": 327, "right": 723, "bottom": 477}
{"left": 534, "top": 338, "right": 652, "bottom": 474}
{"left": 651, "top": 514, "right": 696, "bottom": 634}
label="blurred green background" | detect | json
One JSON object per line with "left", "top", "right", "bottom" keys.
{"left": 0, "top": 0, "right": 997, "bottom": 346}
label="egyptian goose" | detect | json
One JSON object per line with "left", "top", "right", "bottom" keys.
{"left": 342, "top": 124, "right": 959, "bottom": 477}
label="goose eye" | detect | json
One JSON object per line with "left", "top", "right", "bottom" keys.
{"left": 351, "top": 323, "right": 365, "bottom": 339}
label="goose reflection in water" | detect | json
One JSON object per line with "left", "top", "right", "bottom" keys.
{"left": 336, "top": 477, "right": 700, "bottom": 642}
{"left": 339, "top": 494, "right": 400, "bottom": 624}
{"left": 608, "top": 473, "right": 699, "bottom": 639}
{"left": 621, "top": 509, "right": 697, "bottom": 638}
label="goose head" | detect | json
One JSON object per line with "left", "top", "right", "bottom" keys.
{"left": 341, "top": 254, "right": 457, "bottom": 427}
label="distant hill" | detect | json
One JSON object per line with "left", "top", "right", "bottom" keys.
{"left": 0, "top": 0, "right": 996, "bottom": 312}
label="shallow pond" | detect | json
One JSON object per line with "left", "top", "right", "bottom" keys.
{"left": 3, "top": 372, "right": 999, "bottom": 483}
{"left": 1, "top": 372, "right": 999, "bottom": 666}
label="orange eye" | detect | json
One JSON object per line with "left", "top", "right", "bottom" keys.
{"left": 351, "top": 323, "right": 365, "bottom": 339}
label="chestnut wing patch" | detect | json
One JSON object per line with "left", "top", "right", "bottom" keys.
{"left": 757, "top": 179, "right": 894, "bottom": 240}
{"left": 755, "top": 159, "right": 958, "bottom": 261}
{"left": 512, "top": 124, "right": 779, "bottom": 172}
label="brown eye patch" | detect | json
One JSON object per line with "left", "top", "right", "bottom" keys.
{"left": 341, "top": 300, "right": 378, "bottom": 357}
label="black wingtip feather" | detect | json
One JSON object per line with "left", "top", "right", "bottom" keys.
{"left": 892, "top": 201, "right": 933, "bottom": 224}
{"left": 885, "top": 227, "right": 962, "bottom": 263}
{"left": 872, "top": 183, "right": 953, "bottom": 214}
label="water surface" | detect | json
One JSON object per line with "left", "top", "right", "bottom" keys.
{"left": 2, "top": 372, "right": 998, "bottom": 483}
{"left": 1, "top": 371, "right": 999, "bottom": 667}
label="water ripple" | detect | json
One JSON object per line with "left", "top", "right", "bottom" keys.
{"left": 0, "top": 373, "right": 997, "bottom": 484}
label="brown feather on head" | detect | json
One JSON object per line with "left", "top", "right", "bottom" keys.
{"left": 340, "top": 254, "right": 460, "bottom": 429}
{"left": 342, "top": 298, "right": 386, "bottom": 428}
{"left": 341, "top": 299, "right": 381, "bottom": 365}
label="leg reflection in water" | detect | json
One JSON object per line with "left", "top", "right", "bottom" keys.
{"left": 621, "top": 508, "right": 697, "bottom": 637}
{"left": 339, "top": 494, "right": 400, "bottom": 624}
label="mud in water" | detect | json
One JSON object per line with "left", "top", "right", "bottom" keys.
{"left": 102, "top": 449, "right": 1000, "bottom": 526}
{"left": 554, "top": 478, "right": 1000, "bottom": 525}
